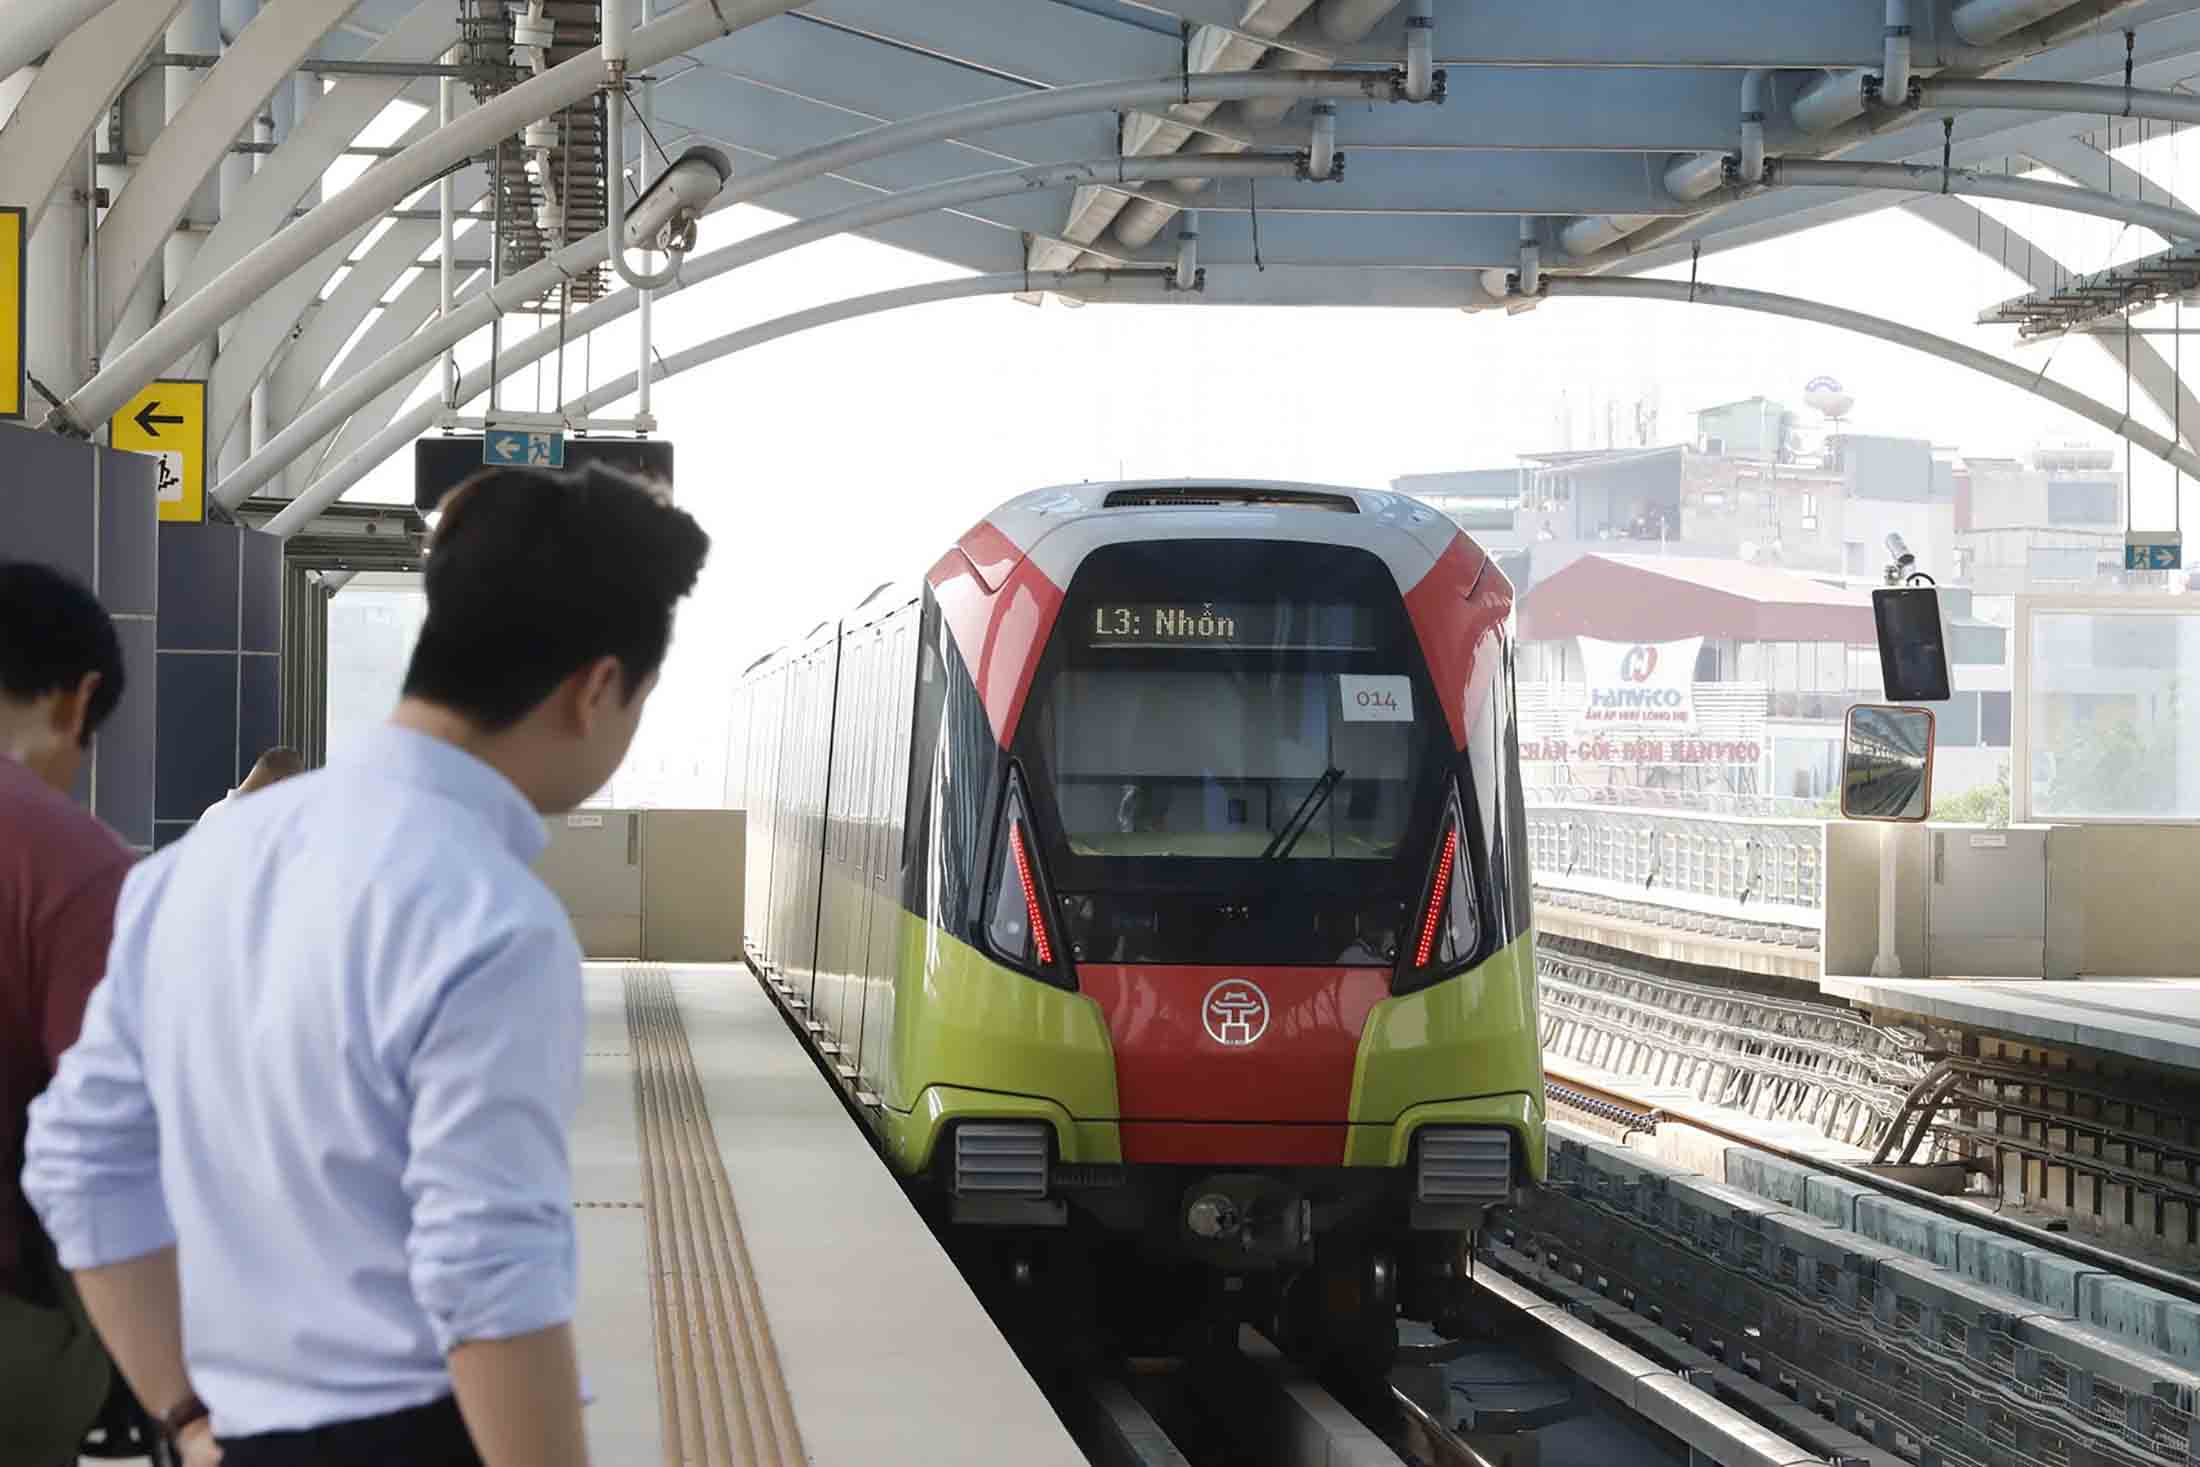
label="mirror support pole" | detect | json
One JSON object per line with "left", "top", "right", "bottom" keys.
{"left": 1872, "top": 823, "right": 1904, "bottom": 978}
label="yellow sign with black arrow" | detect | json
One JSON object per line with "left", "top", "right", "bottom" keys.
{"left": 111, "top": 379, "right": 208, "bottom": 524}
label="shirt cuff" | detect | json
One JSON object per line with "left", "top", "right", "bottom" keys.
{"left": 41, "top": 1179, "right": 177, "bottom": 1271}
{"left": 413, "top": 1244, "right": 577, "bottom": 1356}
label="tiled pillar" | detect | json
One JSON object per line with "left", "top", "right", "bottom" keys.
{"left": 0, "top": 422, "right": 160, "bottom": 848}
{"left": 153, "top": 522, "right": 282, "bottom": 847}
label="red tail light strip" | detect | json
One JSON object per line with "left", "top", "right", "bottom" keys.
{"left": 1009, "top": 821, "right": 1055, "bottom": 966}
{"left": 1414, "top": 826, "right": 1459, "bottom": 969}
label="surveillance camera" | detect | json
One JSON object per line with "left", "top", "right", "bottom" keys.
{"left": 1884, "top": 532, "right": 1912, "bottom": 564}
{"left": 622, "top": 145, "right": 734, "bottom": 252}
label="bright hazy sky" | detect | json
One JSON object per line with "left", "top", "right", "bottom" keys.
{"left": 329, "top": 127, "right": 2200, "bottom": 805}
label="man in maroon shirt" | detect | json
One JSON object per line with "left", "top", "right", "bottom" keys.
{"left": 0, "top": 560, "right": 134, "bottom": 1463}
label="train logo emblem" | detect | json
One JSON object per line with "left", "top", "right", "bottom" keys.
{"left": 1203, "top": 980, "right": 1270, "bottom": 1047}
{"left": 1619, "top": 644, "right": 1658, "bottom": 683}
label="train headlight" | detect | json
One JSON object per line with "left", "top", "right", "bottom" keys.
{"left": 1186, "top": 1193, "right": 1240, "bottom": 1240}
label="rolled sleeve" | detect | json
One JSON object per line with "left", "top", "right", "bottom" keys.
{"left": 401, "top": 918, "right": 583, "bottom": 1354}
{"left": 23, "top": 922, "right": 176, "bottom": 1270}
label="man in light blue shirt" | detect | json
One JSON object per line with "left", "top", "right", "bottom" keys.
{"left": 24, "top": 464, "right": 709, "bottom": 1467}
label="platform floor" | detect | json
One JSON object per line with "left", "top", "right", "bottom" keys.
{"left": 1822, "top": 975, "right": 2200, "bottom": 1071}
{"left": 571, "top": 962, "right": 1085, "bottom": 1466}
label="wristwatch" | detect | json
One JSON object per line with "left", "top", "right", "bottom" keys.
{"left": 160, "top": 1393, "right": 210, "bottom": 1442}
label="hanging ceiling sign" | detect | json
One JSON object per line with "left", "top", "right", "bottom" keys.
{"left": 414, "top": 435, "right": 674, "bottom": 514}
{"left": 1575, "top": 636, "right": 1701, "bottom": 733}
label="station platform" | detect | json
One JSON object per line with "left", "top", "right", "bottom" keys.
{"left": 569, "top": 962, "right": 1084, "bottom": 1466}
{"left": 1822, "top": 975, "right": 2200, "bottom": 1071}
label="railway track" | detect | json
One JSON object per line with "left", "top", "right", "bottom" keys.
{"left": 1540, "top": 1061, "right": 2200, "bottom": 1467}
{"left": 1071, "top": 1332, "right": 1495, "bottom": 1467}
{"left": 1544, "top": 1060, "right": 2200, "bottom": 1311}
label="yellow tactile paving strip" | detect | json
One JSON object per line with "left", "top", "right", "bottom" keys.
{"left": 624, "top": 967, "right": 806, "bottom": 1467}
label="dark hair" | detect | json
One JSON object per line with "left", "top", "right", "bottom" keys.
{"left": 0, "top": 561, "right": 125, "bottom": 746}
{"left": 401, "top": 465, "right": 710, "bottom": 730}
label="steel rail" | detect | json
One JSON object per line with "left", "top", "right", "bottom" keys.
{"left": 1542, "top": 1058, "right": 2200, "bottom": 1311}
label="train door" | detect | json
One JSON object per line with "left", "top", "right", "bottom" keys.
{"left": 858, "top": 606, "right": 920, "bottom": 1099}
{"left": 816, "top": 636, "right": 861, "bottom": 1045}
{"left": 833, "top": 629, "right": 881, "bottom": 1054}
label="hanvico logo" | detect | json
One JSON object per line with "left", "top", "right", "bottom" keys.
{"left": 1577, "top": 635, "right": 1701, "bottom": 729}
{"left": 1202, "top": 980, "right": 1271, "bottom": 1048}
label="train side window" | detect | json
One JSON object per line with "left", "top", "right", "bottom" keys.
{"left": 885, "top": 616, "right": 918, "bottom": 877}
{"left": 903, "top": 601, "right": 948, "bottom": 868}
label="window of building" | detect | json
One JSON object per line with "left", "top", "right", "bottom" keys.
{"left": 2094, "top": 614, "right": 2178, "bottom": 669}
{"left": 1814, "top": 642, "right": 1846, "bottom": 691}
{"left": 1948, "top": 623, "right": 2007, "bottom": 666}
{"left": 1933, "top": 691, "right": 1981, "bottom": 747}
{"left": 2026, "top": 607, "right": 2198, "bottom": 818}
{"left": 2047, "top": 479, "right": 2119, "bottom": 526}
{"left": 2028, "top": 546, "right": 2098, "bottom": 582}
{"left": 1845, "top": 541, "right": 1868, "bottom": 576}
{"left": 1981, "top": 690, "right": 2011, "bottom": 747}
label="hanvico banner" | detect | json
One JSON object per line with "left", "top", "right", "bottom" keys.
{"left": 1576, "top": 636, "right": 1701, "bottom": 732}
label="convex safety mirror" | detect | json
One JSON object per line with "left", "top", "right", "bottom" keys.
{"left": 1841, "top": 704, "right": 1936, "bottom": 822}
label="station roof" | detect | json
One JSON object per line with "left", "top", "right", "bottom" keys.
{"left": 21, "top": 0, "right": 2200, "bottom": 522}
{"left": 1516, "top": 554, "right": 1876, "bottom": 645}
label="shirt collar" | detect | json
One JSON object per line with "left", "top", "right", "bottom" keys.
{"left": 335, "top": 725, "right": 548, "bottom": 864}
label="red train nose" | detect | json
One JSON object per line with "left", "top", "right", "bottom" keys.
{"left": 1077, "top": 964, "right": 1390, "bottom": 1165}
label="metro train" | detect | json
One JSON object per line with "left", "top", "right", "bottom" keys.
{"left": 724, "top": 479, "right": 1545, "bottom": 1370}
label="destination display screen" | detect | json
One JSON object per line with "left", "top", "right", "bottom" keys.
{"left": 1078, "top": 602, "right": 1379, "bottom": 651}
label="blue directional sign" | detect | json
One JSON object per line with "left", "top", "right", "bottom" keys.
{"left": 483, "top": 427, "right": 566, "bottom": 468}
{"left": 2125, "top": 531, "right": 2183, "bottom": 572}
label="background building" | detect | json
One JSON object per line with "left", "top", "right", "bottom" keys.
{"left": 1395, "top": 386, "right": 2079, "bottom": 809}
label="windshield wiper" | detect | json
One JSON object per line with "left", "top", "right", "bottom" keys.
{"left": 1262, "top": 767, "right": 1344, "bottom": 861}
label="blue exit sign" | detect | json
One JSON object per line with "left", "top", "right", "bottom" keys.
{"left": 2126, "top": 532, "right": 2183, "bottom": 572}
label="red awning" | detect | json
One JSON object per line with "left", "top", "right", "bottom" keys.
{"left": 1516, "top": 554, "right": 1875, "bottom": 644}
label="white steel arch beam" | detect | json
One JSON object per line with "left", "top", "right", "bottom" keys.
{"left": 2022, "top": 134, "right": 2200, "bottom": 219}
{"left": 0, "top": 0, "right": 183, "bottom": 237}
{"left": 1556, "top": 21, "right": 2181, "bottom": 275}
{"left": 220, "top": 148, "right": 1322, "bottom": 510}
{"left": 52, "top": 0, "right": 798, "bottom": 434}
{"left": 265, "top": 173, "right": 489, "bottom": 430}
{"left": 1904, "top": 191, "right": 2200, "bottom": 449}
{"left": 1622, "top": 38, "right": 2200, "bottom": 275}
{"left": 271, "top": 269, "right": 1172, "bottom": 532}
{"left": 201, "top": 111, "right": 461, "bottom": 448}
{"left": 1766, "top": 157, "right": 2200, "bottom": 241}
{"left": 556, "top": 271, "right": 1160, "bottom": 417}
{"left": 95, "top": 0, "right": 364, "bottom": 346}
{"left": 206, "top": 67, "right": 1409, "bottom": 502}
{"left": 0, "top": 0, "right": 133, "bottom": 85}
{"left": 162, "top": 0, "right": 458, "bottom": 347}
{"left": 303, "top": 145, "right": 1060, "bottom": 475}
{"left": 295, "top": 260, "right": 490, "bottom": 494}
{"left": 1541, "top": 275, "right": 2200, "bottom": 482}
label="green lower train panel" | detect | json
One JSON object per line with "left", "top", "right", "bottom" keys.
{"left": 773, "top": 897, "right": 1545, "bottom": 1184}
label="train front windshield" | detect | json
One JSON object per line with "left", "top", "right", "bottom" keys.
{"left": 1017, "top": 539, "right": 1455, "bottom": 967}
